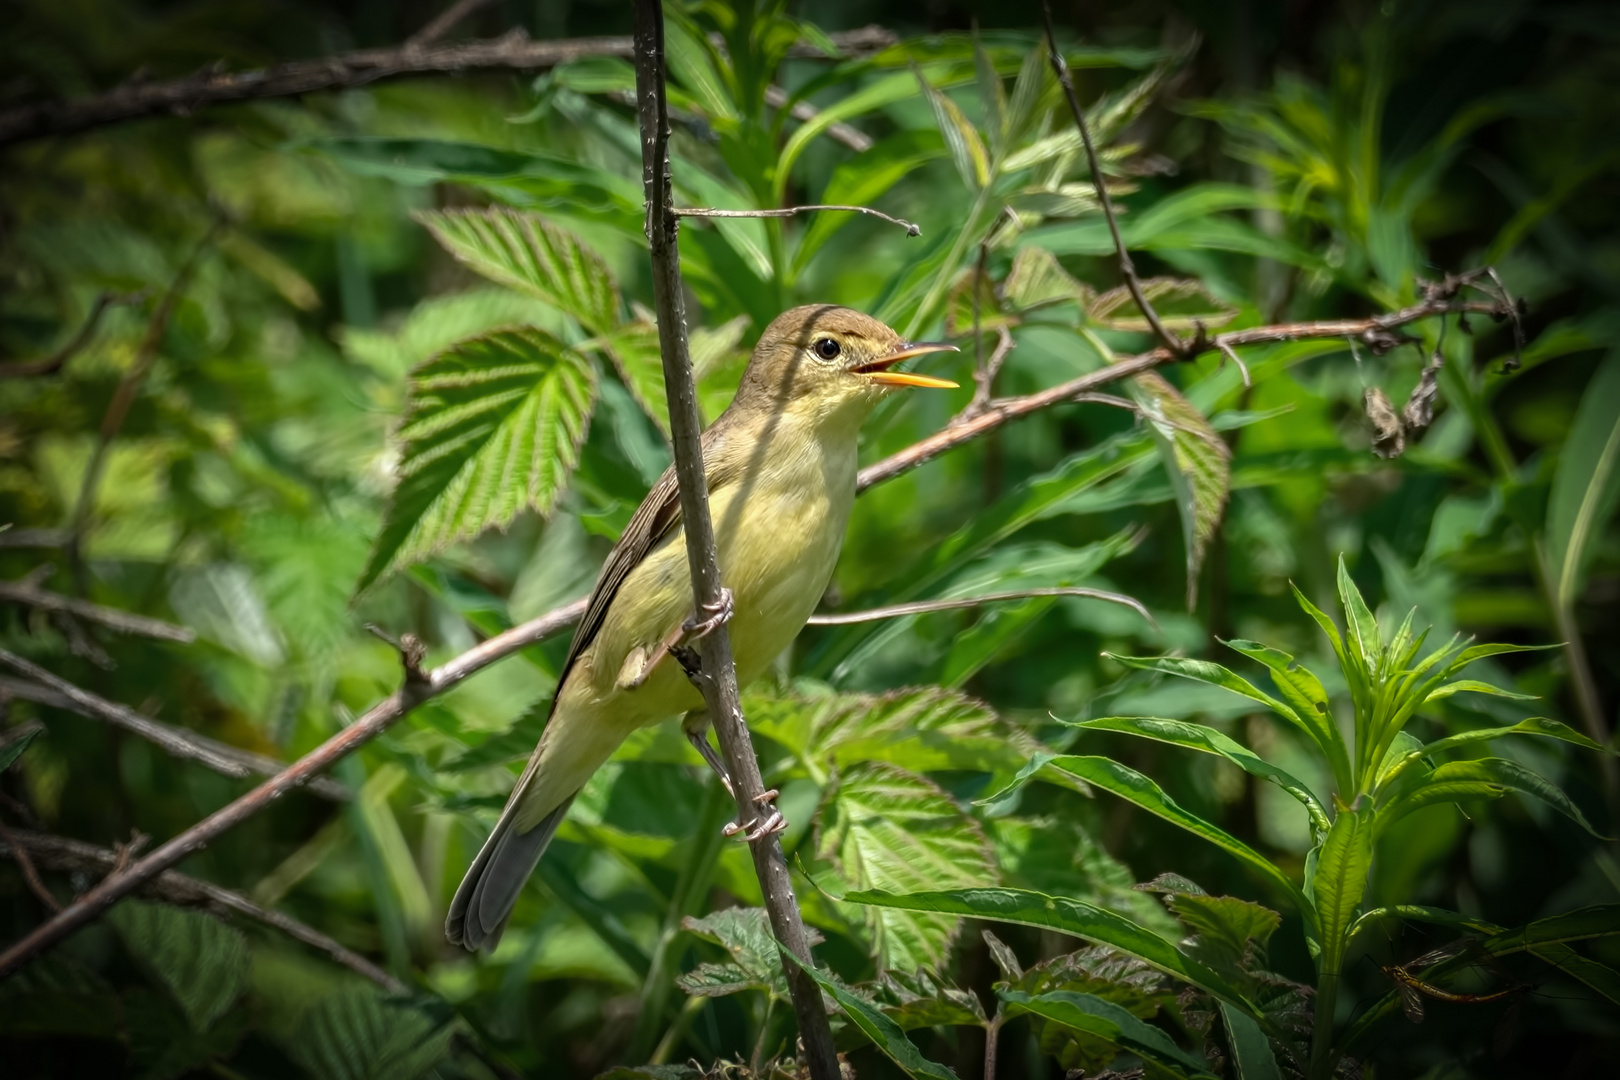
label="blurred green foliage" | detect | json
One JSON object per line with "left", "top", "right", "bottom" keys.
{"left": 1, "top": 1, "right": 1617, "bottom": 1078}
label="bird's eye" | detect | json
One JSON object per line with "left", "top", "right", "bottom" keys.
{"left": 813, "top": 337, "right": 841, "bottom": 361}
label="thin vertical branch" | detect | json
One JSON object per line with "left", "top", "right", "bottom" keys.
{"left": 630, "top": 3, "right": 839, "bottom": 1076}
{"left": 1040, "top": 0, "right": 1183, "bottom": 357}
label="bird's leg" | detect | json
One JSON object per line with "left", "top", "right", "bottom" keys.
{"left": 646, "top": 587, "right": 736, "bottom": 692}
{"left": 682, "top": 586, "right": 734, "bottom": 640}
{"left": 683, "top": 712, "right": 787, "bottom": 842}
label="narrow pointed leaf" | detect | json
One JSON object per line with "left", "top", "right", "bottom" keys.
{"left": 782, "top": 952, "right": 961, "bottom": 1080}
{"left": 915, "top": 65, "right": 990, "bottom": 190}
{"left": 1415, "top": 717, "right": 1607, "bottom": 759}
{"left": 1071, "top": 717, "right": 1329, "bottom": 834}
{"left": 0, "top": 726, "right": 40, "bottom": 773}
{"left": 1336, "top": 556, "right": 1381, "bottom": 677}
{"left": 1105, "top": 654, "right": 1315, "bottom": 741}
{"left": 1220, "top": 638, "right": 1349, "bottom": 789}
{"left": 415, "top": 208, "right": 620, "bottom": 333}
{"left": 1131, "top": 373, "right": 1231, "bottom": 608}
{"left": 842, "top": 886, "right": 1266, "bottom": 1023}
{"left": 1221, "top": 1001, "right": 1285, "bottom": 1080}
{"left": 1423, "top": 679, "right": 1537, "bottom": 704}
{"left": 1528, "top": 943, "right": 1620, "bottom": 1006}
{"left": 998, "top": 989, "right": 1213, "bottom": 1077}
{"left": 1445, "top": 641, "right": 1561, "bottom": 676}
{"left": 1548, "top": 350, "right": 1620, "bottom": 608}
{"left": 1381, "top": 758, "right": 1606, "bottom": 838}
{"left": 973, "top": 35, "right": 1008, "bottom": 152}
{"left": 358, "top": 328, "right": 596, "bottom": 592}
{"left": 1006, "top": 755, "right": 1311, "bottom": 918}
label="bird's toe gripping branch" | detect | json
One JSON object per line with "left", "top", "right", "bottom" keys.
{"left": 722, "top": 789, "right": 787, "bottom": 842}
{"left": 683, "top": 586, "right": 734, "bottom": 639}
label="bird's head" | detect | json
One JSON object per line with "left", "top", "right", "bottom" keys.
{"left": 731, "top": 305, "right": 957, "bottom": 426}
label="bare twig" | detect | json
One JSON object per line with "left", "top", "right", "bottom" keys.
{"left": 675, "top": 204, "right": 919, "bottom": 237}
{"left": 0, "top": 650, "right": 349, "bottom": 802}
{"left": 807, "top": 586, "right": 1155, "bottom": 628}
{"left": 0, "top": 579, "right": 195, "bottom": 643}
{"left": 0, "top": 275, "right": 1502, "bottom": 981}
{"left": 0, "top": 291, "right": 146, "bottom": 379}
{"left": 1040, "top": 0, "right": 1182, "bottom": 357}
{"left": 68, "top": 219, "right": 224, "bottom": 575}
{"left": 0, "top": 528, "right": 71, "bottom": 550}
{"left": 634, "top": 3, "right": 839, "bottom": 1075}
{"left": 1217, "top": 341, "right": 1253, "bottom": 389}
{"left": 0, "top": 599, "right": 583, "bottom": 979}
{"left": 763, "top": 85, "right": 873, "bottom": 152}
{"left": 0, "top": 27, "right": 896, "bottom": 148}
{"left": 0, "top": 828, "right": 399, "bottom": 990}
{"left": 0, "top": 817, "right": 60, "bottom": 912}
{"left": 406, "top": 0, "right": 499, "bottom": 49}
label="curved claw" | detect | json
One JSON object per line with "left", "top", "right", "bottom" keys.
{"left": 683, "top": 587, "right": 735, "bottom": 640}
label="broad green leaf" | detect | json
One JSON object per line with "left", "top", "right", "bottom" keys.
{"left": 1423, "top": 679, "right": 1537, "bottom": 704}
{"left": 1104, "top": 654, "right": 1317, "bottom": 744}
{"left": 415, "top": 208, "right": 620, "bottom": 333}
{"left": 0, "top": 726, "right": 39, "bottom": 773}
{"left": 1413, "top": 717, "right": 1606, "bottom": 761}
{"left": 1219, "top": 638, "right": 1350, "bottom": 791}
{"left": 1132, "top": 372, "right": 1232, "bottom": 608}
{"left": 878, "top": 968, "right": 988, "bottom": 1032}
{"left": 1070, "top": 717, "right": 1329, "bottom": 834}
{"left": 109, "top": 901, "right": 248, "bottom": 1033}
{"left": 1528, "top": 943, "right": 1620, "bottom": 1006}
{"left": 1548, "top": 350, "right": 1620, "bottom": 607}
{"left": 998, "top": 755, "right": 1311, "bottom": 919}
{"left": 1381, "top": 758, "right": 1606, "bottom": 838}
{"left": 817, "top": 763, "right": 997, "bottom": 971}
{"left": 1092, "top": 278, "right": 1239, "bottom": 332}
{"left": 746, "top": 684, "right": 1034, "bottom": 785}
{"left": 664, "top": 17, "right": 737, "bottom": 123}
{"left": 1311, "top": 805, "right": 1372, "bottom": 974}
{"left": 357, "top": 328, "right": 597, "bottom": 592}
{"left": 915, "top": 64, "right": 990, "bottom": 190}
{"left": 284, "top": 986, "right": 452, "bottom": 1080}
{"left": 122, "top": 987, "right": 250, "bottom": 1080}
{"left": 1167, "top": 892, "right": 1284, "bottom": 981}
{"left": 1444, "top": 641, "right": 1561, "bottom": 676}
{"left": 989, "top": 815, "right": 1179, "bottom": 935}
{"left": 842, "top": 887, "right": 1265, "bottom": 1022}
{"left": 1221, "top": 1001, "right": 1284, "bottom": 1080}
{"left": 1001, "top": 246, "right": 1091, "bottom": 312}
{"left": 782, "top": 952, "right": 961, "bottom": 1080}
{"left": 677, "top": 907, "right": 803, "bottom": 1002}
{"left": 998, "top": 989, "right": 1213, "bottom": 1077}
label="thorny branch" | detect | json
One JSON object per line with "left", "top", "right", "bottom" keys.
{"left": 632, "top": 2, "right": 840, "bottom": 1075}
{"left": 0, "top": 26, "right": 896, "bottom": 148}
{"left": 0, "top": 272, "right": 1509, "bottom": 981}
{"left": 0, "top": 649, "right": 349, "bottom": 802}
{"left": 0, "top": 828, "right": 400, "bottom": 990}
{"left": 0, "top": 291, "right": 147, "bottom": 379}
{"left": 1040, "top": 0, "right": 1184, "bottom": 358}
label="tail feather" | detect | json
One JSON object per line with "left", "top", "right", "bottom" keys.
{"left": 446, "top": 794, "right": 575, "bottom": 951}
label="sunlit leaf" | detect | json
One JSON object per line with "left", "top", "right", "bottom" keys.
{"left": 1002, "top": 246, "right": 1092, "bottom": 312}
{"left": 677, "top": 907, "right": 809, "bottom": 1002}
{"left": 357, "top": 328, "right": 597, "bottom": 592}
{"left": 1091, "top": 277, "right": 1239, "bottom": 332}
{"left": 783, "top": 952, "right": 961, "bottom": 1080}
{"left": 1380, "top": 758, "right": 1606, "bottom": 838}
{"left": 1131, "top": 372, "right": 1232, "bottom": 608}
{"left": 914, "top": 64, "right": 991, "bottom": 190}
{"left": 1310, "top": 805, "right": 1372, "bottom": 973}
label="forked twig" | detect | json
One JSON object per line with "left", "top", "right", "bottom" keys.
{"left": 1040, "top": 0, "right": 1183, "bottom": 357}
{"left": 675, "top": 204, "right": 920, "bottom": 237}
{"left": 807, "top": 586, "right": 1156, "bottom": 628}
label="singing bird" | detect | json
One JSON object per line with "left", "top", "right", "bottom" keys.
{"left": 446, "top": 304, "right": 957, "bottom": 949}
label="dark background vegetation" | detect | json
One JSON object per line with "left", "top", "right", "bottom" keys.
{"left": 2, "top": 1, "right": 1617, "bottom": 1078}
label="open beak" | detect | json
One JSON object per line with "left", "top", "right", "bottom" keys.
{"left": 852, "top": 341, "right": 960, "bottom": 389}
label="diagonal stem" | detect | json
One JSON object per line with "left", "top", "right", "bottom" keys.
{"left": 1040, "top": 0, "right": 1183, "bottom": 356}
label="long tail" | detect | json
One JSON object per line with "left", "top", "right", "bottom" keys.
{"left": 445, "top": 793, "right": 575, "bottom": 951}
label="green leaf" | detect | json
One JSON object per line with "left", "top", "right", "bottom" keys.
{"left": 1001, "top": 246, "right": 1092, "bottom": 312}
{"left": 992, "top": 756, "right": 1311, "bottom": 921}
{"left": 1071, "top": 717, "right": 1329, "bottom": 835}
{"left": 842, "top": 886, "right": 1265, "bottom": 1022}
{"left": 793, "top": 131, "right": 945, "bottom": 274}
{"left": 973, "top": 34, "right": 1009, "bottom": 152}
{"left": 1104, "top": 654, "right": 1318, "bottom": 746}
{"left": 1381, "top": 758, "right": 1606, "bottom": 838}
{"left": 1311, "top": 805, "right": 1373, "bottom": 973}
{"left": 1219, "top": 638, "right": 1351, "bottom": 792}
{"left": 109, "top": 900, "right": 248, "bottom": 1033}
{"left": 1336, "top": 555, "right": 1381, "bottom": 679}
{"left": 818, "top": 763, "right": 997, "bottom": 971}
{"left": 1221, "top": 1001, "right": 1285, "bottom": 1080}
{"left": 678, "top": 907, "right": 798, "bottom": 1002}
{"left": 1548, "top": 350, "right": 1620, "bottom": 608}
{"left": 1423, "top": 679, "right": 1538, "bottom": 704}
{"left": 357, "top": 328, "right": 597, "bottom": 592}
{"left": 1528, "top": 942, "right": 1620, "bottom": 1006}
{"left": 1444, "top": 641, "right": 1561, "bottom": 676}
{"left": 998, "top": 989, "right": 1213, "bottom": 1077}
{"left": 775, "top": 69, "right": 956, "bottom": 202}
{"left": 1131, "top": 372, "right": 1232, "bottom": 608}
{"left": 0, "top": 725, "right": 40, "bottom": 773}
{"left": 414, "top": 208, "right": 620, "bottom": 333}
{"left": 915, "top": 64, "right": 990, "bottom": 190}
{"left": 1093, "top": 278, "right": 1238, "bottom": 333}
{"left": 781, "top": 952, "right": 961, "bottom": 1080}
{"left": 1414, "top": 717, "right": 1607, "bottom": 760}
{"left": 877, "top": 968, "right": 988, "bottom": 1031}
{"left": 123, "top": 986, "right": 249, "bottom": 1080}
{"left": 283, "top": 987, "right": 452, "bottom": 1080}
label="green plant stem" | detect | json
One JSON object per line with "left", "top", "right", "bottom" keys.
{"left": 1308, "top": 970, "right": 1339, "bottom": 1080}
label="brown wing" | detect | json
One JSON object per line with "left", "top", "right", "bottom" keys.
{"left": 554, "top": 422, "right": 742, "bottom": 691}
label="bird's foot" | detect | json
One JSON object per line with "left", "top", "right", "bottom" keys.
{"left": 683, "top": 587, "right": 734, "bottom": 640}
{"left": 671, "top": 643, "right": 703, "bottom": 684}
{"left": 721, "top": 789, "right": 786, "bottom": 842}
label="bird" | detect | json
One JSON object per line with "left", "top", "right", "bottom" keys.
{"left": 445, "top": 304, "right": 957, "bottom": 950}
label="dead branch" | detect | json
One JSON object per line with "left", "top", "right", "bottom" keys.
{"left": 0, "top": 579, "right": 195, "bottom": 643}
{"left": 1040, "top": 0, "right": 1183, "bottom": 357}
{"left": 407, "top": 0, "right": 499, "bottom": 49}
{"left": 0, "top": 27, "right": 896, "bottom": 148}
{"left": 0, "top": 817, "right": 60, "bottom": 912}
{"left": 0, "top": 529, "right": 71, "bottom": 550}
{"left": 0, "top": 828, "right": 400, "bottom": 990}
{"left": 675, "top": 204, "right": 919, "bottom": 236}
{"left": 806, "top": 586, "right": 1155, "bottom": 627}
{"left": 633, "top": 2, "right": 840, "bottom": 1073}
{"left": 0, "top": 291, "right": 146, "bottom": 379}
{"left": 0, "top": 650, "right": 349, "bottom": 802}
